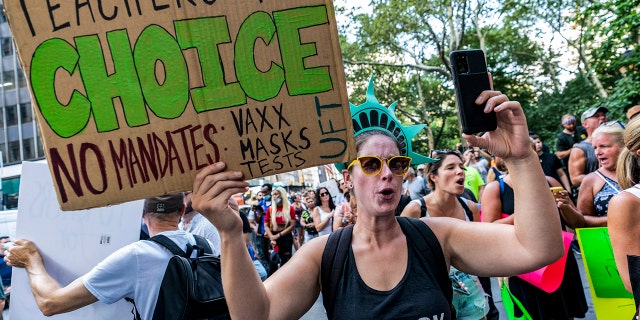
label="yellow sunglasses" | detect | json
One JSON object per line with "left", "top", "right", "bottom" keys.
{"left": 347, "top": 155, "right": 412, "bottom": 176}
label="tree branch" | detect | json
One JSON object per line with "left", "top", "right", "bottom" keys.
{"left": 343, "top": 60, "right": 450, "bottom": 78}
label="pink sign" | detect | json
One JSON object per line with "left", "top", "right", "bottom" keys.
{"left": 517, "top": 231, "right": 574, "bottom": 293}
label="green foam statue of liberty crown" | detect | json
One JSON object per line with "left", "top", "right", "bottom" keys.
{"left": 336, "top": 76, "right": 438, "bottom": 172}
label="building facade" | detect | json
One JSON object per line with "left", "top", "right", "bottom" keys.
{"left": 0, "top": 1, "right": 47, "bottom": 209}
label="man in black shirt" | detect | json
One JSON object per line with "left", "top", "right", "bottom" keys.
{"left": 555, "top": 114, "right": 587, "bottom": 171}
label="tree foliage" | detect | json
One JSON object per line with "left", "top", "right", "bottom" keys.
{"left": 335, "top": 0, "right": 639, "bottom": 152}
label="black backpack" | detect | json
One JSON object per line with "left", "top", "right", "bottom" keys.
{"left": 128, "top": 234, "right": 230, "bottom": 320}
{"left": 321, "top": 217, "right": 456, "bottom": 319}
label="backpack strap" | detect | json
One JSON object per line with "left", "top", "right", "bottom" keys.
{"left": 499, "top": 175, "right": 505, "bottom": 194}
{"left": 321, "top": 225, "right": 353, "bottom": 319}
{"left": 396, "top": 217, "right": 456, "bottom": 319}
{"left": 456, "top": 196, "right": 474, "bottom": 222}
{"left": 418, "top": 196, "right": 427, "bottom": 217}
{"left": 125, "top": 297, "right": 141, "bottom": 320}
{"left": 192, "top": 234, "right": 213, "bottom": 256}
{"left": 150, "top": 234, "right": 195, "bottom": 258}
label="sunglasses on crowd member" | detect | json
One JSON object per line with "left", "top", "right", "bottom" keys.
{"left": 431, "top": 149, "right": 462, "bottom": 158}
{"left": 320, "top": 191, "right": 330, "bottom": 197}
{"left": 347, "top": 155, "right": 412, "bottom": 176}
{"left": 600, "top": 120, "right": 626, "bottom": 129}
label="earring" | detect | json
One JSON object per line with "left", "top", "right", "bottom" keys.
{"left": 347, "top": 183, "right": 353, "bottom": 189}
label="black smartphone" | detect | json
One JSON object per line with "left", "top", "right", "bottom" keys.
{"left": 450, "top": 49, "right": 497, "bottom": 134}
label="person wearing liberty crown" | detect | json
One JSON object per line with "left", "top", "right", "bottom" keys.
{"left": 191, "top": 77, "right": 563, "bottom": 319}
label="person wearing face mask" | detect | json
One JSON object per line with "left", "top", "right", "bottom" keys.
{"left": 259, "top": 183, "right": 273, "bottom": 212}
{"left": 264, "top": 187, "right": 296, "bottom": 273}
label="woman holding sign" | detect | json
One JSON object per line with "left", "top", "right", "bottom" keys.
{"left": 191, "top": 78, "right": 564, "bottom": 319}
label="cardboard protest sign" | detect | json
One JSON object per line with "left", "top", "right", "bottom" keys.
{"left": 5, "top": 0, "right": 355, "bottom": 210}
{"left": 576, "top": 227, "right": 636, "bottom": 319}
{"left": 11, "top": 161, "right": 142, "bottom": 319}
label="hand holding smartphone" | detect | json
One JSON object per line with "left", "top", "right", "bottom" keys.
{"left": 450, "top": 49, "right": 497, "bottom": 135}
{"left": 550, "top": 187, "right": 564, "bottom": 194}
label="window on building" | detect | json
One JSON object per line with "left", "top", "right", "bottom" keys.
{"left": 36, "top": 130, "right": 44, "bottom": 158}
{"left": 22, "top": 138, "right": 34, "bottom": 160}
{"left": 2, "top": 71, "right": 15, "bottom": 90}
{"left": 4, "top": 105, "right": 16, "bottom": 126}
{"left": 2, "top": 177, "right": 20, "bottom": 210}
{"left": 20, "top": 103, "right": 32, "bottom": 123}
{"left": 8, "top": 140, "right": 20, "bottom": 164}
{"left": 1, "top": 38, "right": 11, "bottom": 56}
{"left": 17, "top": 69, "right": 27, "bottom": 88}
{"left": 0, "top": 6, "right": 6, "bottom": 24}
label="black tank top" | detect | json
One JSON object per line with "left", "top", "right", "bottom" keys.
{"left": 499, "top": 179, "right": 515, "bottom": 214}
{"left": 332, "top": 238, "right": 451, "bottom": 320}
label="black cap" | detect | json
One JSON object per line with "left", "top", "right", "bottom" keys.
{"left": 143, "top": 193, "right": 184, "bottom": 214}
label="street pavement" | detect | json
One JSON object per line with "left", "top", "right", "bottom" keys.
{"left": 301, "top": 251, "right": 598, "bottom": 319}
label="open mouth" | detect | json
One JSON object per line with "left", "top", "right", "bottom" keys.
{"left": 380, "top": 187, "right": 395, "bottom": 196}
{"left": 456, "top": 178, "right": 465, "bottom": 186}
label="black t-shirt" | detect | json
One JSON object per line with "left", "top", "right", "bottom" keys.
{"left": 239, "top": 210, "right": 251, "bottom": 234}
{"left": 539, "top": 151, "right": 564, "bottom": 183}
{"left": 555, "top": 126, "right": 587, "bottom": 151}
{"left": 556, "top": 126, "right": 587, "bottom": 168}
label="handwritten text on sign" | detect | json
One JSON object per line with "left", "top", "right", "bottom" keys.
{"left": 6, "top": 0, "right": 354, "bottom": 210}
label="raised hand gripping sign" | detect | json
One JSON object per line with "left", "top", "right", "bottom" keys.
{"left": 5, "top": 0, "right": 355, "bottom": 210}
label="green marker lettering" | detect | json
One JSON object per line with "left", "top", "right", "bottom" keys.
{"left": 273, "top": 6, "right": 332, "bottom": 95}
{"left": 175, "top": 17, "right": 246, "bottom": 112}
{"left": 77, "top": 31, "right": 146, "bottom": 132}
{"left": 134, "top": 25, "right": 189, "bottom": 119}
{"left": 235, "top": 11, "right": 284, "bottom": 101}
{"left": 31, "top": 38, "right": 91, "bottom": 138}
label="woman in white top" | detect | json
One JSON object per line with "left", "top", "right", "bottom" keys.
{"left": 609, "top": 117, "right": 640, "bottom": 296}
{"left": 312, "top": 187, "right": 335, "bottom": 236}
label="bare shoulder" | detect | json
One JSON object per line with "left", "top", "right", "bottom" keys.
{"left": 609, "top": 191, "right": 640, "bottom": 218}
{"left": 400, "top": 200, "right": 421, "bottom": 217}
{"left": 580, "top": 171, "right": 600, "bottom": 188}
{"left": 569, "top": 147, "right": 585, "bottom": 158}
{"left": 422, "top": 217, "right": 458, "bottom": 247}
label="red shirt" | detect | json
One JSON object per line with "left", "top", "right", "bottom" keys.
{"left": 265, "top": 205, "right": 296, "bottom": 229}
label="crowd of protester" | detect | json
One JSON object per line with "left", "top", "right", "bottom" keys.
{"left": 227, "top": 103, "right": 640, "bottom": 319}
{"left": 2, "top": 69, "right": 639, "bottom": 320}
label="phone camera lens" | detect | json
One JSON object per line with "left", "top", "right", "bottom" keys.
{"left": 456, "top": 54, "right": 469, "bottom": 73}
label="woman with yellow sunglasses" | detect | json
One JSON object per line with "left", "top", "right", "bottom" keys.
{"left": 191, "top": 78, "right": 563, "bottom": 320}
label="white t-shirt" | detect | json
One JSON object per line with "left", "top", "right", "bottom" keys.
{"left": 82, "top": 230, "right": 198, "bottom": 320}
{"left": 317, "top": 207, "right": 334, "bottom": 236}
{"left": 180, "top": 213, "right": 221, "bottom": 256}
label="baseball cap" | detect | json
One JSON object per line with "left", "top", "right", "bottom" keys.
{"left": 143, "top": 193, "right": 185, "bottom": 214}
{"left": 561, "top": 115, "right": 576, "bottom": 125}
{"left": 417, "top": 164, "right": 425, "bottom": 170}
{"left": 581, "top": 106, "right": 608, "bottom": 122}
{"left": 627, "top": 105, "right": 640, "bottom": 120}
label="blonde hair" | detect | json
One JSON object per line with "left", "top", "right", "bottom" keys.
{"left": 270, "top": 187, "right": 292, "bottom": 229}
{"left": 617, "top": 117, "right": 640, "bottom": 189}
